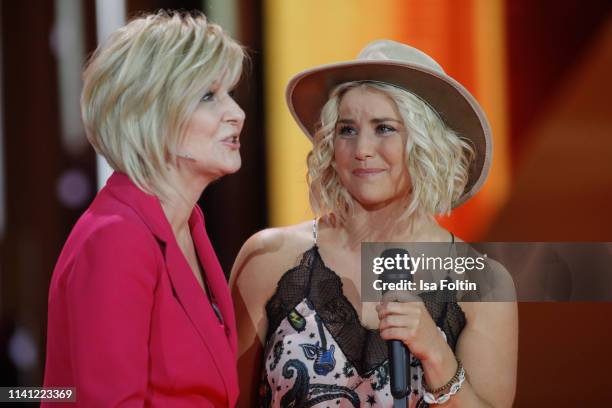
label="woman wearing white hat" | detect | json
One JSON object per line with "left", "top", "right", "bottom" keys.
{"left": 231, "top": 40, "right": 517, "bottom": 407}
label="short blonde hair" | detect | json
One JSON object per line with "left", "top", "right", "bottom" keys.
{"left": 81, "top": 10, "right": 244, "bottom": 197}
{"left": 307, "top": 81, "right": 474, "bottom": 224}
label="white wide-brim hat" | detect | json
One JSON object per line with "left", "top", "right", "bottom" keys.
{"left": 286, "top": 39, "right": 493, "bottom": 208}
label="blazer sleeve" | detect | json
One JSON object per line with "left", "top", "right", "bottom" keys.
{"left": 64, "top": 220, "right": 160, "bottom": 407}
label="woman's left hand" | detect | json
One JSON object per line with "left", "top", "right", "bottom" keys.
{"left": 376, "top": 292, "right": 451, "bottom": 363}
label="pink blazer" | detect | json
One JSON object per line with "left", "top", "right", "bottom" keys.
{"left": 43, "top": 172, "right": 239, "bottom": 407}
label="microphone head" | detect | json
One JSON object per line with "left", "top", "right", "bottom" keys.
{"left": 380, "top": 248, "right": 413, "bottom": 295}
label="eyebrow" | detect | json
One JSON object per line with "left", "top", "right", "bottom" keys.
{"left": 337, "top": 117, "right": 403, "bottom": 125}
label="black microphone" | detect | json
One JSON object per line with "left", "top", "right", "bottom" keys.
{"left": 380, "top": 248, "right": 413, "bottom": 401}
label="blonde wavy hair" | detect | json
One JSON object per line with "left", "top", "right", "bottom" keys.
{"left": 307, "top": 81, "right": 475, "bottom": 225}
{"left": 81, "top": 10, "right": 244, "bottom": 198}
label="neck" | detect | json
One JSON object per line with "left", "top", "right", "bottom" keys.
{"left": 159, "top": 166, "right": 210, "bottom": 238}
{"left": 340, "top": 199, "right": 437, "bottom": 249}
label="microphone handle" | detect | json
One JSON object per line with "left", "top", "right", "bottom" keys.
{"left": 388, "top": 339, "right": 410, "bottom": 399}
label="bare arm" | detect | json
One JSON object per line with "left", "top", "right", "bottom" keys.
{"left": 230, "top": 229, "right": 289, "bottom": 407}
{"left": 445, "top": 260, "right": 518, "bottom": 407}
{"left": 453, "top": 301, "right": 517, "bottom": 407}
{"left": 231, "top": 283, "right": 265, "bottom": 408}
{"left": 379, "top": 259, "right": 518, "bottom": 407}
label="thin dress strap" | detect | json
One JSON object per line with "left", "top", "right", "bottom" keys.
{"left": 445, "top": 232, "right": 457, "bottom": 279}
{"left": 447, "top": 231, "right": 456, "bottom": 256}
{"left": 312, "top": 218, "right": 319, "bottom": 246}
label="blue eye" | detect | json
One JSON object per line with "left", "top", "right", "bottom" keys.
{"left": 337, "top": 125, "right": 357, "bottom": 137}
{"left": 200, "top": 92, "right": 215, "bottom": 102}
{"left": 377, "top": 124, "right": 396, "bottom": 134}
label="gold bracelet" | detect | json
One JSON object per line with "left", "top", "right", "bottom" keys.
{"left": 423, "top": 357, "right": 463, "bottom": 394}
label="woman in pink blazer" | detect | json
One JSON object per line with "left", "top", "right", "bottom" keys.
{"left": 43, "top": 11, "right": 245, "bottom": 407}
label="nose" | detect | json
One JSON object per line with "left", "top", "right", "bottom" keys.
{"left": 224, "top": 96, "right": 245, "bottom": 127}
{"left": 354, "top": 133, "right": 375, "bottom": 161}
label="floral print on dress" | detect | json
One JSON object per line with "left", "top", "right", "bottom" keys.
{"left": 299, "top": 315, "right": 336, "bottom": 376}
{"left": 262, "top": 299, "right": 399, "bottom": 407}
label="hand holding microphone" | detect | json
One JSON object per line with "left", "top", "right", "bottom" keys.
{"left": 377, "top": 294, "right": 445, "bottom": 362}
{"left": 378, "top": 248, "right": 451, "bottom": 401}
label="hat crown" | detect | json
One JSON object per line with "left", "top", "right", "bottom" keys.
{"left": 357, "top": 39, "right": 445, "bottom": 75}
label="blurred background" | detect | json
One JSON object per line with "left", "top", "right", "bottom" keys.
{"left": 1, "top": 0, "right": 611, "bottom": 405}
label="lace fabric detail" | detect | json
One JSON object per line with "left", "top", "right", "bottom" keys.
{"left": 265, "top": 246, "right": 467, "bottom": 376}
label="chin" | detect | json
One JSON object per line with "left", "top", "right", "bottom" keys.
{"left": 221, "top": 159, "right": 242, "bottom": 175}
{"left": 353, "top": 194, "right": 395, "bottom": 209}
{"left": 196, "top": 159, "right": 241, "bottom": 180}
{"left": 354, "top": 196, "right": 389, "bottom": 209}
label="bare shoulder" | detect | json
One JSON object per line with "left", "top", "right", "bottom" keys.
{"left": 230, "top": 221, "right": 315, "bottom": 291}
{"left": 483, "top": 257, "right": 516, "bottom": 299}
{"left": 453, "top": 237, "right": 517, "bottom": 319}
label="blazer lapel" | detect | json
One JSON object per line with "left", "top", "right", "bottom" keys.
{"left": 190, "top": 208, "right": 238, "bottom": 355}
{"left": 163, "top": 240, "right": 238, "bottom": 401}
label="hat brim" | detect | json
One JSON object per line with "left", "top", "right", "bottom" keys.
{"left": 286, "top": 60, "right": 492, "bottom": 208}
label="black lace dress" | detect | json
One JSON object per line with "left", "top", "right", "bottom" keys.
{"left": 259, "top": 240, "right": 467, "bottom": 408}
